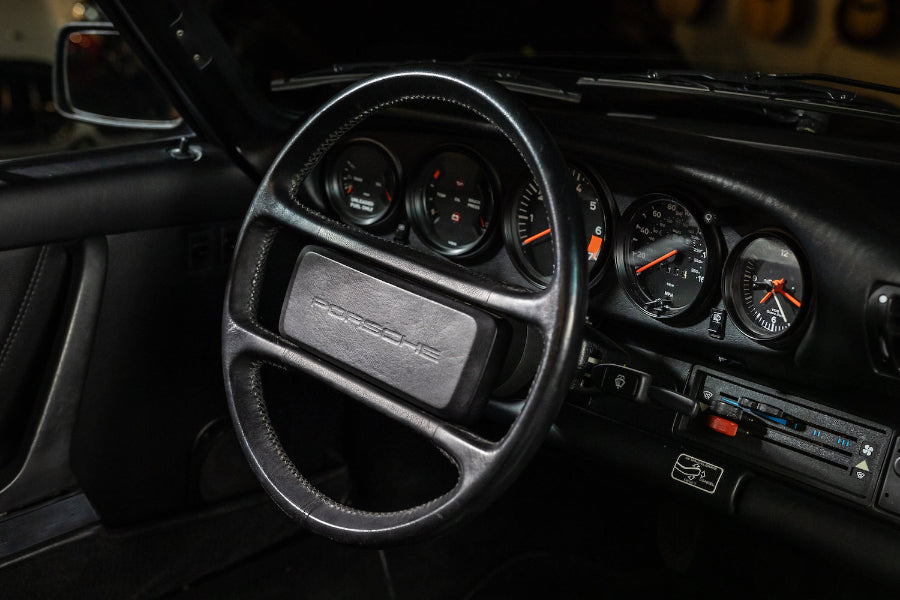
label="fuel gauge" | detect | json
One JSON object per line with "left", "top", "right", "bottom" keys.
{"left": 325, "top": 140, "right": 399, "bottom": 227}
{"left": 723, "top": 232, "right": 809, "bottom": 342}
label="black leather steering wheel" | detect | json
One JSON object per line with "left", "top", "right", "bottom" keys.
{"left": 222, "top": 66, "right": 587, "bottom": 545}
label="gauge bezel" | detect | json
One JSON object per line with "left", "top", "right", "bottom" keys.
{"left": 503, "top": 163, "right": 616, "bottom": 289}
{"left": 323, "top": 138, "right": 402, "bottom": 229}
{"left": 722, "top": 229, "right": 812, "bottom": 344}
{"left": 614, "top": 193, "right": 722, "bottom": 323}
{"left": 407, "top": 147, "right": 498, "bottom": 258}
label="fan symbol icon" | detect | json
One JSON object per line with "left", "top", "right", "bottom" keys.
{"left": 862, "top": 444, "right": 874, "bottom": 457}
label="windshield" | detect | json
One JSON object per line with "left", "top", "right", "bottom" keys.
{"left": 207, "top": 0, "right": 900, "bottom": 96}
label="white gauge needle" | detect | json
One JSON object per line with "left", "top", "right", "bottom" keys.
{"left": 773, "top": 292, "right": 788, "bottom": 323}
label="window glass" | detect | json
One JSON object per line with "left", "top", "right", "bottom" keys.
{"left": 206, "top": 0, "right": 900, "bottom": 109}
{"left": 0, "top": 1, "right": 180, "bottom": 162}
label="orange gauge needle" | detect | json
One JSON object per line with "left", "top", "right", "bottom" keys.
{"left": 346, "top": 185, "right": 353, "bottom": 194}
{"left": 781, "top": 291, "right": 802, "bottom": 308}
{"left": 522, "top": 228, "right": 551, "bottom": 245}
{"left": 759, "top": 278, "right": 802, "bottom": 308}
{"left": 384, "top": 189, "right": 392, "bottom": 203}
{"left": 636, "top": 249, "right": 677, "bottom": 274}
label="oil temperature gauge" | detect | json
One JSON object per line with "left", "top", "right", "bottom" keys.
{"left": 724, "top": 232, "right": 808, "bottom": 342}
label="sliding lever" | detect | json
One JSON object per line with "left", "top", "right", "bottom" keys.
{"left": 589, "top": 363, "right": 700, "bottom": 417}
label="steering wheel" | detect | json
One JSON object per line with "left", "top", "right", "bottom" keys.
{"left": 222, "top": 66, "right": 587, "bottom": 545}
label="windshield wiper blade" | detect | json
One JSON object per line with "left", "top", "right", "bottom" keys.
{"left": 577, "top": 70, "right": 900, "bottom": 119}
{"left": 272, "top": 60, "right": 434, "bottom": 91}
{"left": 272, "top": 61, "right": 582, "bottom": 103}
{"left": 756, "top": 72, "right": 900, "bottom": 97}
{"left": 580, "top": 70, "right": 862, "bottom": 102}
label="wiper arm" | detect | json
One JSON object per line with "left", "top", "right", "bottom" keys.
{"left": 272, "top": 61, "right": 582, "bottom": 103}
{"left": 757, "top": 72, "right": 900, "bottom": 98}
{"left": 272, "top": 60, "right": 436, "bottom": 92}
{"left": 580, "top": 70, "right": 862, "bottom": 103}
{"left": 651, "top": 70, "right": 858, "bottom": 103}
{"left": 577, "top": 69, "right": 900, "bottom": 121}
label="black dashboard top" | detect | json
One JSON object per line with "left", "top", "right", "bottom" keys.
{"left": 296, "top": 98, "right": 900, "bottom": 418}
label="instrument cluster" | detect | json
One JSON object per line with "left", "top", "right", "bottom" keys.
{"left": 320, "top": 137, "right": 811, "bottom": 346}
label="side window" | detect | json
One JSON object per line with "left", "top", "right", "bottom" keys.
{"left": 0, "top": 1, "right": 183, "bottom": 162}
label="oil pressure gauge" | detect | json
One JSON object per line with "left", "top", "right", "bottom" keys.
{"left": 723, "top": 232, "right": 809, "bottom": 342}
{"left": 408, "top": 150, "right": 495, "bottom": 257}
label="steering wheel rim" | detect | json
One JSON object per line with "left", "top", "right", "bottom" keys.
{"left": 222, "top": 66, "right": 587, "bottom": 545}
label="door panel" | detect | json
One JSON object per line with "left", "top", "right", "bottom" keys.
{"left": 0, "top": 241, "right": 101, "bottom": 514}
{"left": 0, "top": 243, "right": 69, "bottom": 475}
{"left": 71, "top": 222, "right": 254, "bottom": 524}
{"left": 0, "top": 141, "right": 292, "bottom": 571}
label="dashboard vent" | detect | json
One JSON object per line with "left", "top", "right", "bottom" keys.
{"left": 867, "top": 285, "right": 900, "bottom": 377}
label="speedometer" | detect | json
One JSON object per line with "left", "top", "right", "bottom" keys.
{"left": 616, "top": 194, "right": 720, "bottom": 320}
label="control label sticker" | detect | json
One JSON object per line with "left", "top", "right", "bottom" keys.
{"left": 671, "top": 453, "right": 724, "bottom": 494}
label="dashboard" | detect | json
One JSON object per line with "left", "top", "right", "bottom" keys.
{"left": 304, "top": 113, "right": 814, "bottom": 350}
{"left": 290, "top": 97, "right": 900, "bottom": 575}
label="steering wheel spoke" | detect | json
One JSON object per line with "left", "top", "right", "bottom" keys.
{"left": 224, "top": 312, "right": 496, "bottom": 474}
{"left": 253, "top": 187, "right": 552, "bottom": 326}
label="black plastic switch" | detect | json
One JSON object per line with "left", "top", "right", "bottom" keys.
{"left": 601, "top": 366, "right": 638, "bottom": 398}
{"left": 738, "top": 397, "right": 758, "bottom": 410}
{"left": 860, "top": 441, "right": 877, "bottom": 458}
{"left": 708, "top": 308, "right": 727, "bottom": 339}
{"left": 755, "top": 403, "right": 784, "bottom": 418}
{"left": 851, "top": 467, "right": 870, "bottom": 483}
{"left": 709, "top": 399, "right": 742, "bottom": 421}
{"left": 592, "top": 364, "right": 651, "bottom": 403}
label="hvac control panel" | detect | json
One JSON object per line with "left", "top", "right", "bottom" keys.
{"left": 678, "top": 368, "right": 892, "bottom": 503}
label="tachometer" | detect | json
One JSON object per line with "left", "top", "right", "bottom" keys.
{"left": 505, "top": 165, "right": 613, "bottom": 287}
{"left": 325, "top": 140, "right": 399, "bottom": 227}
{"left": 616, "top": 194, "right": 719, "bottom": 320}
{"left": 723, "top": 232, "right": 808, "bottom": 342}
{"left": 408, "top": 150, "right": 494, "bottom": 256}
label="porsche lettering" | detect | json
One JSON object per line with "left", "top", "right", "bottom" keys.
{"left": 311, "top": 297, "right": 441, "bottom": 363}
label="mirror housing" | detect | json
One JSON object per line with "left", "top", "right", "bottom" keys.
{"left": 53, "top": 22, "right": 182, "bottom": 130}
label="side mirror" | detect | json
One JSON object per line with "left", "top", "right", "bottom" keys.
{"left": 53, "top": 22, "right": 182, "bottom": 130}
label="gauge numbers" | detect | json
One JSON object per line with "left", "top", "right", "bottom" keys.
{"left": 724, "top": 233, "right": 807, "bottom": 341}
{"left": 618, "top": 195, "right": 715, "bottom": 320}
{"left": 506, "top": 165, "right": 612, "bottom": 286}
